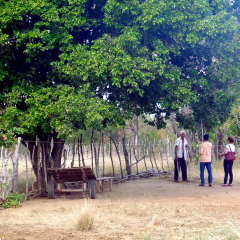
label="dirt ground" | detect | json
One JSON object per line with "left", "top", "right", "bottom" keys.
{"left": 1, "top": 174, "right": 240, "bottom": 240}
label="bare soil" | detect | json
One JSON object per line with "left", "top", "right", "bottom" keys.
{"left": 1, "top": 174, "right": 240, "bottom": 240}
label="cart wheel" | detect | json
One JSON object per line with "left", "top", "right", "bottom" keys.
{"left": 47, "top": 180, "right": 56, "bottom": 199}
{"left": 88, "top": 180, "right": 96, "bottom": 199}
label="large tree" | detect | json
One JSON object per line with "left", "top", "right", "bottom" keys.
{"left": 56, "top": 0, "right": 239, "bottom": 128}
{"left": 175, "top": 0, "right": 240, "bottom": 132}
{"left": 0, "top": 0, "right": 239, "bottom": 186}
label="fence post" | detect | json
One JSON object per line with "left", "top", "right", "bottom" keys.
{"left": 71, "top": 137, "right": 76, "bottom": 168}
{"left": 2, "top": 149, "right": 10, "bottom": 201}
{"left": 80, "top": 134, "right": 85, "bottom": 166}
{"left": 109, "top": 138, "right": 115, "bottom": 177}
{"left": 77, "top": 137, "right": 81, "bottom": 167}
{"left": 111, "top": 137, "right": 123, "bottom": 178}
{"left": 12, "top": 137, "right": 21, "bottom": 192}
{"left": 37, "top": 141, "right": 42, "bottom": 191}
{"left": 128, "top": 140, "right": 132, "bottom": 166}
{"left": 152, "top": 144, "right": 159, "bottom": 171}
{"left": 25, "top": 142, "right": 29, "bottom": 197}
{"left": 148, "top": 140, "right": 154, "bottom": 169}
{"left": 159, "top": 140, "right": 165, "bottom": 172}
{"left": 0, "top": 146, "right": 3, "bottom": 169}
{"left": 102, "top": 133, "right": 105, "bottom": 177}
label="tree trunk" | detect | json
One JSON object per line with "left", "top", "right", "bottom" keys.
{"left": 27, "top": 141, "right": 38, "bottom": 177}
{"left": 170, "top": 112, "right": 179, "bottom": 137}
{"left": 185, "top": 131, "right": 193, "bottom": 162}
{"left": 21, "top": 134, "right": 63, "bottom": 191}
{"left": 51, "top": 135, "right": 65, "bottom": 168}
{"left": 122, "top": 137, "right": 131, "bottom": 175}
{"left": 217, "top": 126, "right": 224, "bottom": 161}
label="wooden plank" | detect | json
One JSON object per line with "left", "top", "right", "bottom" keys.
{"left": 47, "top": 167, "right": 96, "bottom": 181}
{"left": 55, "top": 189, "right": 85, "bottom": 192}
{"left": 97, "top": 177, "right": 115, "bottom": 180}
{"left": 96, "top": 180, "right": 101, "bottom": 193}
{"left": 109, "top": 179, "right": 113, "bottom": 191}
{"left": 96, "top": 177, "right": 115, "bottom": 192}
{"left": 82, "top": 182, "right": 87, "bottom": 191}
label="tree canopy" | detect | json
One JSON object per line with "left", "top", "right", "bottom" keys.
{"left": 0, "top": 0, "right": 239, "bottom": 149}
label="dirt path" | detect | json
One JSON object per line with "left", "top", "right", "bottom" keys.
{"left": 1, "top": 175, "right": 240, "bottom": 239}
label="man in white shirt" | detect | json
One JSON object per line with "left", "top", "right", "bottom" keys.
{"left": 174, "top": 131, "right": 189, "bottom": 182}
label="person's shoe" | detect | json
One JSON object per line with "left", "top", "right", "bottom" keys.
{"left": 209, "top": 184, "right": 212, "bottom": 187}
{"left": 174, "top": 180, "right": 180, "bottom": 183}
{"left": 221, "top": 184, "right": 227, "bottom": 187}
{"left": 228, "top": 184, "right": 232, "bottom": 187}
{"left": 199, "top": 184, "right": 205, "bottom": 186}
{"left": 182, "top": 179, "right": 189, "bottom": 182}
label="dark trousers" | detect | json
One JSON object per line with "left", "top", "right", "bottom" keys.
{"left": 174, "top": 157, "right": 187, "bottom": 181}
{"left": 223, "top": 160, "right": 234, "bottom": 184}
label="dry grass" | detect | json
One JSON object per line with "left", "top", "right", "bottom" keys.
{"left": 2, "top": 153, "right": 240, "bottom": 239}
{"left": 1, "top": 194, "right": 240, "bottom": 239}
{"left": 75, "top": 200, "right": 94, "bottom": 231}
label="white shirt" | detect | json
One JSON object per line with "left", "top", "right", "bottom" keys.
{"left": 226, "top": 144, "right": 235, "bottom": 153}
{"left": 174, "top": 137, "right": 188, "bottom": 158}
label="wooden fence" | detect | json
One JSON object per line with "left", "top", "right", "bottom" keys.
{"left": 0, "top": 134, "right": 236, "bottom": 199}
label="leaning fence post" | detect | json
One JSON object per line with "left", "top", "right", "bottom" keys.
{"left": 133, "top": 135, "right": 139, "bottom": 174}
{"left": 111, "top": 137, "right": 123, "bottom": 178}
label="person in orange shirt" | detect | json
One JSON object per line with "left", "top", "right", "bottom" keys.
{"left": 199, "top": 134, "right": 212, "bottom": 187}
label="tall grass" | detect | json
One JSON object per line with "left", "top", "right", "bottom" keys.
{"left": 74, "top": 200, "right": 94, "bottom": 231}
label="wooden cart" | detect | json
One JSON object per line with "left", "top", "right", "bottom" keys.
{"left": 47, "top": 167, "right": 97, "bottom": 199}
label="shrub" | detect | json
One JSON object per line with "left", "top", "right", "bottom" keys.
{"left": 75, "top": 201, "right": 94, "bottom": 231}
{"left": 76, "top": 212, "right": 94, "bottom": 231}
{"left": 1, "top": 192, "right": 25, "bottom": 209}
